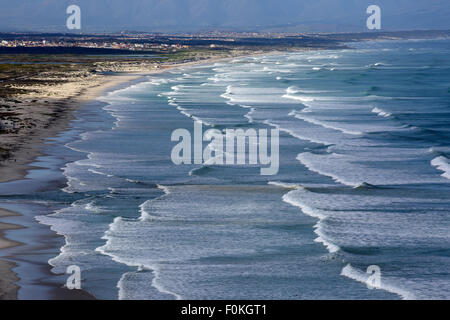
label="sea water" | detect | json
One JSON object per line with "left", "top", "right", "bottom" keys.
{"left": 1, "top": 39, "right": 449, "bottom": 299}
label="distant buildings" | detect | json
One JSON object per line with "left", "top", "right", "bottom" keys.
{"left": 0, "top": 36, "right": 189, "bottom": 52}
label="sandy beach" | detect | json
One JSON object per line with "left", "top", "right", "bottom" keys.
{"left": 0, "top": 208, "right": 22, "bottom": 299}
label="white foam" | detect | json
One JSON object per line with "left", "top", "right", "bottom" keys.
{"left": 286, "top": 86, "right": 300, "bottom": 94}
{"left": 148, "top": 78, "right": 169, "bottom": 86}
{"left": 263, "top": 118, "right": 336, "bottom": 145}
{"left": 244, "top": 107, "right": 255, "bottom": 123}
{"left": 278, "top": 185, "right": 340, "bottom": 254}
{"left": 289, "top": 111, "right": 363, "bottom": 135}
{"left": 267, "top": 181, "right": 302, "bottom": 189}
{"left": 296, "top": 152, "right": 360, "bottom": 187}
{"left": 85, "top": 201, "right": 107, "bottom": 213}
{"left": 117, "top": 267, "right": 182, "bottom": 300}
{"left": 341, "top": 264, "right": 415, "bottom": 300}
{"left": 96, "top": 212, "right": 182, "bottom": 300}
{"left": 139, "top": 185, "right": 171, "bottom": 221}
{"left": 282, "top": 93, "right": 315, "bottom": 103}
{"left": 372, "top": 107, "right": 392, "bottom": 117}
{"left": 314, "top": 224, "right": 340, "bottom": 253}
{"left": 431, "top": 156, "right": 450, "bottom": 180}
{"left": 88, "top": 168, "right": 114, "bottom": 177}
{"left": 367, "top": 62, "right": 390, "bottom": 68}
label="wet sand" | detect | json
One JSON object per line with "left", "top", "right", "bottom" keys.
{"left": 0, "top": 208, "right": 22, "bottom": 299}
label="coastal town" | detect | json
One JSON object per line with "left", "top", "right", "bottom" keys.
{"left": 0, "top": 32, "right": 310, "bottom": 54}
{"left": 0, "top": 37, "right": 190, "bottom": 51}
{"left": 1, "top": 29, "right": 447, "bottom": 55}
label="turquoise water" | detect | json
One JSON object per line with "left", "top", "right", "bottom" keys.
{"left": 1, "top": 39, "right": 449, "bottom": 299}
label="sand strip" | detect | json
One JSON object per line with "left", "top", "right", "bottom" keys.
{"left": 0, "top": 208, "right": 23, "bottom": 300}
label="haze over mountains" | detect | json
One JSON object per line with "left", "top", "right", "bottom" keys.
{"left": 1, "top": 0, "right": 449, "bottom": 33}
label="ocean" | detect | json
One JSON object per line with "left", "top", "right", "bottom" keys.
{"left": 1, "top": 38, "right": 449, "bottom": 299}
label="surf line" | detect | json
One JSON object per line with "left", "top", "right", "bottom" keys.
{"left": 171, "top": 122, "right": 279, "bottom": 175}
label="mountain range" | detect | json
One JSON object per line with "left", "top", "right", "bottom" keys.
{"left": 0, "top": 0, "right": 449, "bottom": 33}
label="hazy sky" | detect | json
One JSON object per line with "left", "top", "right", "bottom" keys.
{"left": 0, "top": 0, "right": 449, "bottom": 33}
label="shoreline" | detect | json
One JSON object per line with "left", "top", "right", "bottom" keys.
{"left": 0, "top": 49, "right": 280, "bottom": 184}
{"left": 0, "top": 68, "right": 145, "bottom": 299}
{"left": 0, "top": 73, "right": 143, "bottom": 183}
{"left": 0, "top": 51, "right": 279, "bottom": 299}
{"left": 0, "top": 208, "right": 21, "bottom": 300}
{"left": 0, "top": 73, "right": 142, "bottom": 299}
